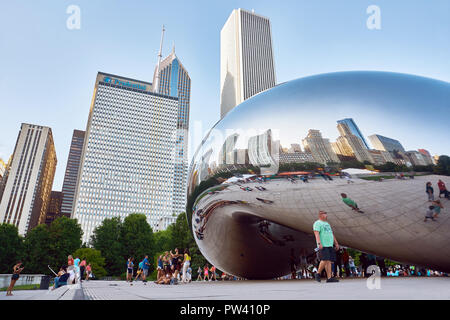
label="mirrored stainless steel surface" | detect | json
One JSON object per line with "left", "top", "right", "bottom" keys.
{"left": 187, "top": 71, "right": 450, "bottom": 279}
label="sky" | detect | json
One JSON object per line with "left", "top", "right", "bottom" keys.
{"left": 0, "top": 0, "right": 449, "bottom": 190}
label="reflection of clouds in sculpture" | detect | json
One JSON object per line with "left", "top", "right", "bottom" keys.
{"left": 187, "top": 72, "right": 450, "bottom": 279}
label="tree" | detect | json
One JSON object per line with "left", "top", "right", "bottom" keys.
{"left": 48, "top": 216, "right": 83, "bottom": 268}
{"left": 153, "top": 227, "right": 174, "bottom": 254}
{"left": 340, "top": 160, "right": 366, "bottom": 169}
{"left": 23, "top": 224, "right": 53, "bottom": 274}
{"left": 73, "top": 248, "right": 107, "bottom": 279}
{"left": 0, "top": 224, "right": 24, "bottom": 273}
{"left": 120, "top": 214, "right": 155, "bottom": 272}
{"left": 91, "top": 217, "right": 124, "bottom": 276}
{"left": 167, "top": 213, "right": 207, "bottom": 277}
{"left": 434, "top": 155, "right": 450, "bottom": 176}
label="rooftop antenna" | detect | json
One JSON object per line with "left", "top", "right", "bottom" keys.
{"left": 154, "top": 24, "right": 165, "bottom": 93}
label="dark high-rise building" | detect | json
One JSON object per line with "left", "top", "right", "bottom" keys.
{"left": 61, "top": 130, "right": 85, "bottom": 218}
{"left": 45, "top": 191, "right": 63, "bottom": 225}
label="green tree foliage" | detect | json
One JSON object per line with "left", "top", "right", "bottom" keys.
{"left": 23, "top": 224, "right": 53, "bottom": 274}
{"left": 91, "top": 217, "right": 124, "bottom": 276}
{"left": 153, "top": 227, "right": 174, "bottom": 253}
{"left": 73, "top": 248, "right": 107, "bottom": 279}
{"left": 340, "top": 160, "right": 366, "bottom": 169}
{"left": 121, "top": 214, "right": 155, "bottom": 272}
{"left": 0, "top": 224, "right": 24, "bottom": 273}
{"left": 48, "top": 216, "right": 83, "bottom": 269}
{"left": 434, "top": 155, "right": 450, "bottom": 175}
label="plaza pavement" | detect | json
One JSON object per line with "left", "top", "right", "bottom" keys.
{"left": 1, "top": 277, "right": 450, "bottom": 300}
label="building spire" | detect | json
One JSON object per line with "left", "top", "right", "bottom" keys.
{"left": 154, "top": 24, "right": 165, "bottom": 93}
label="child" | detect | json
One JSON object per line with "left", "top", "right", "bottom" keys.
{"left": 186, "top": 267, "right": 192, "bottom": 282}
{"left": 432, "top": 200, "right": 443, "bottom": 218}
{"left": 424, "top": 206, "right": 436, "bottom": 222}
{"left": 196, "top": 266, "right": 202, "bottom": 281}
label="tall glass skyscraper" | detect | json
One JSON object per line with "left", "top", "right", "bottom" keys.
{"left": 153, "top": 48, "right": 191, "bottom": 218}
{"left": 61, "top": 129, "right": 85, "bottom": 218}
{"left": 220, "top": 8, "right": 276, "bottom": 119}
{"left": 337, "top": 118, "right": 370, "bottom": 149}
{"left": 73, "top": 72, "right": 178, "bottom": 243}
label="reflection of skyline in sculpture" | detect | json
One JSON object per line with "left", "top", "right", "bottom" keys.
{"left": 334, "top": 122, "right": 373, "bottom": 163}
{"left": 302, "top": 129, "right": 339, "bottom": 164}
{"left": 368, "top": 134, "right": 405, "bottom": 153}
{"left": 248, "top": 129, "right": 279, "bottom": 174}
{"left": 337, "top": 118, "right": 370, "bottom": 149}
{"left": 188, "top": 71, "right": 450, "bottom": 279}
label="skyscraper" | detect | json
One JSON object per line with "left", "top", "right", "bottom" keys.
{"left": 0, "top": 124, "right": 57, "bottom": 235}
{"left": 418, "top": 149, "right": 434, "bottom": 165}
{"left": 153, "top": 47, "right": 191, "bottom": 217}
{"left": 302, "top": 130, "right": 339, "bottom": 165}
{"left": 72, "top": 72, "right": 178, "bottom": 243}
{"left": 60, "top": 129, "right": 85, "bottom": 218}
{"left": 220, "top": 8, "right": 276, "bottom": 118}
{"left": 335, "top": 122, "right": 373, "bottom": 163}
{"left": 368, "top": 134, "right": 405, "bottom": 153}
{"left": 337, "top": 118, "right": 370, "bottom": 149}
{"left": 0, "top": 158, "right": 6, "bottom": 180}
{"left": 45, "top": 191, "right": 63, "bottom": 225}
{"left": 0, "top": 157, "right": 11, "bottom": 203}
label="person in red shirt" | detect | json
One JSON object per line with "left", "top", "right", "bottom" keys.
{"left": 438, "top": 180, "right": 450, "bottom": 199}
{"left": 203, "top": 264, "right": 210, "bottom": 281}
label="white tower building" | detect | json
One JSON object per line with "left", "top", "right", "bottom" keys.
{"left": 72, "top": 72, "right": 178, "bottom": 243}
{"left": 220, "top": 8, "right": 276, "bottom": 119}
{"left": 0, "top": 124, "right": 57, "bottom": 235}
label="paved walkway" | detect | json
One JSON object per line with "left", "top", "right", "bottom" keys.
{"left": 2, "top": 278, "right": 450, "bottom": 300}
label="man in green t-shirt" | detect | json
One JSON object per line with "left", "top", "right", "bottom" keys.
{"left": 341, "top": 193, "right": 364, "bottom": 213}
{"left": 313, "top": 211, "right": 340, "bottom": 283}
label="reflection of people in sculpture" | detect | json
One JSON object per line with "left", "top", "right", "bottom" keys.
{"left": 432, "top": 200, "right": 443, "bottom": 218}
{"left": 426, "top": 182, "right": 434, "bottom": 201}
{"left": 341, "top": 193, "right": 364, "bottom": 213}
{"left": 289, "top": 248, "right": 298, "bottom": 279}
{"left": 438, "top": 180, "right": 450, "bottom": 199}
{"left": 313, "top": 211, "right": 339, "bottom": 283}
{"left": 256, "top": 197, "right": 274, "bottom": 204}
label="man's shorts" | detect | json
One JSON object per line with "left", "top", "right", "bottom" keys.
{"left": 143, "top": 269, "right": 149, "bottom": 276}
{"left": 319, "top": 247, "right": 336, "bottom": 262}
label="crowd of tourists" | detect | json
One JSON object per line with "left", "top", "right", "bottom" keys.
{"left": 424, "top": 179, "right": 448, "bottom": 222}
{"left": 52, "top": 255, "right": 93, "bottom": 289}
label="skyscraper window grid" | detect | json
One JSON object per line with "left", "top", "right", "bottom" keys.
{"left": 72, "top": 73, "right": 178, "bottom": 243}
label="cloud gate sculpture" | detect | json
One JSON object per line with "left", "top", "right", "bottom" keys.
{"left": 187, "top": 71, "right": 450, "bottom": 279}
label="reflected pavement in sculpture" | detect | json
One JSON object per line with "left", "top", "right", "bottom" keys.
{"left": 187, "top": 71, "right": 450, "bottom": 279}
